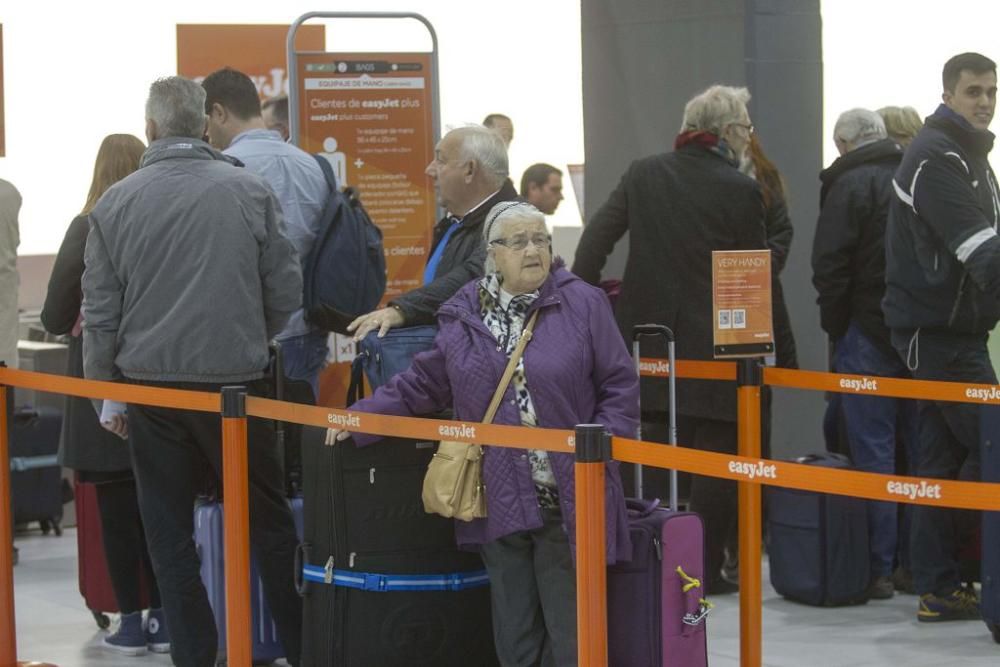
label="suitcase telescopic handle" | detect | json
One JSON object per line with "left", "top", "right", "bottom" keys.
{"left": 632, "top": 324, "right": 674, "bottom": 343}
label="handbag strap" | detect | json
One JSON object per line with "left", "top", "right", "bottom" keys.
{"left": 482, "top": 310, "right": 539, "bottom": 424}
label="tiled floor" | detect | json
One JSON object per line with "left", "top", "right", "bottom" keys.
{"left": 9, "top": 527, "right": 1000, "bottom": 666}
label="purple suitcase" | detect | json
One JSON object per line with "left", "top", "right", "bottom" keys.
{"left": 194, "top": 497, "right": 304, "bottom": 664}
{"left": 607, "top": 325, "right": 709, "bottom": 666}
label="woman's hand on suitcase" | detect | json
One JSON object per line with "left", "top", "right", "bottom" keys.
{"left": 347, "top": 306, "right": 405, "bottom": 341}
{"left": 325, "top": 428, "right": 351, "bottom": 445}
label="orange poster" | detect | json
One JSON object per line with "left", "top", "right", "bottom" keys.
{"left": 712, "top": 249, "right": 774, "bottom": 358}
{"left": 176, "top": 24, "right": 325, "bottom": 97}
{"left": 296, "top": 53, "right": 437, "bottom": 302}
{"left": 1, "top": 25, "right": 5, "bottom": 157}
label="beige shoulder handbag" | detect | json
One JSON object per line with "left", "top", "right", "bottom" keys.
{"left": 422, "top": 310, "right": 539, "bottom": 521}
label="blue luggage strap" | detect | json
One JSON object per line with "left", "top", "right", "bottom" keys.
{"left": 302, "top": 561, "right": 490, "bottom": 592}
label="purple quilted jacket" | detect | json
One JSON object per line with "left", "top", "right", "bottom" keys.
{"left": 350, "top": 265, "right": 638, "bottom": 564}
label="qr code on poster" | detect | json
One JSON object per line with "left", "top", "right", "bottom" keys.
{"left": 733, "top": 309, "right": 747, "bottom": 329}
{"left": 718, "top": 309, "right": 732, "bottom": 329}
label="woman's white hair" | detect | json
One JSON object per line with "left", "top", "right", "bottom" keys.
{"left": 482, "top": 201, "right": 547, "bottom": 274}
{"left": 679, "top": 84, "right": 751, "bottom": 135}
{"left": 834, "top": 108, "right": 887, "bottom": 148}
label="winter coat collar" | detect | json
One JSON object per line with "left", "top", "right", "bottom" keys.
{"left": 819, "top": 138, "right": 903, "bottom": 205}
{"left": 141, "top": 137, "right": 243, "bottom": 169}
{"left": 926, "top": 103, "right": 995, "bottom": 157}
{"left": 674, "top": 130, "right": 740, "bottom": 167}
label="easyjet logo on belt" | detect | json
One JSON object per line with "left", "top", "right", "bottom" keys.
{"left": 728, "top": 460, "right": 777, "bottom": 481}
{"left": 839, "top": 377, "right": 879, "bottom": 392}
{"left": 965, "top": 386, "right": 1000, "bottom": 402}
{"left": 327, "top": 412, "right": 361, "bottom": 429}
{"left": 639, "top": 360, "right": 670, "bottom": 374}
{"left": 886, "top": 479, "right": 942, "bottom": 500}
{"left": 439, "top": 423, "right": 477, "bottom": 439}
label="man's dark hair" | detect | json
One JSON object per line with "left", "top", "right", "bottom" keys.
{"left": 520, "top": 163, "right": 562, "bottom": 197}
{"left": 483, "top": 113, "right": 511, "bottom": 128}
{"left": 262, "top": 94, "right": 289, "bottom": 125}
{"left": 943, "top": 52, "right": 997, "bottom": 92}
{"left": 201, "top": 68, "right": 262, "bottom": 120}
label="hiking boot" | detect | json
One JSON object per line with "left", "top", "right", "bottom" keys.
{"left": 891, "top": 566, "right": 915, "bottom": 594}
{"left": 146, "top": 608, "right": 170, "bottom": 653}
{"left": 868, "top": 576, "right": 894, "bottom": 600}
{"left": 103, "top": 611, "right": 147, "bottom": 656}
{"left": 917, "top": 588, "right": 980, "bottom": 622}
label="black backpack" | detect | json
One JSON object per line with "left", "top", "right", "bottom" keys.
{"left": 302, "top": 154, "right": 387, "bottom": 334}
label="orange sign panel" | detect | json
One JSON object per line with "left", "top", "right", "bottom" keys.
{"left": 295, "top": 53, "right": 437, "bottom": 303}
{"left": 176, "top": 24, "right": 325, "bottom": 97}
{"left": 712, "top": 249, "right": 774, "bottom": 358}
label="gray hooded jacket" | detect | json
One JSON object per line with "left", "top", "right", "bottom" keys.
{"left": 82, "top": 138, "right": 301, "bottom": 383}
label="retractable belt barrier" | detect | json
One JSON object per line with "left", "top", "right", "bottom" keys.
{"left": 1, "top": 363, "right": 999, "bottom": 667}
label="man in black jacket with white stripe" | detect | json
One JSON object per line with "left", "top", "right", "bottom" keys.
{"left": 884, "top": 52, "right": 1000, "bottom": 623}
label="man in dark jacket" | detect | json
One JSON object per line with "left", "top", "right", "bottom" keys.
{"left": 348, "top": 125, "right": 518, "bottom": 340}
{"left": 884, "top": 52, "right": 1000, "bottom": 623}
{"left": 572, "top": 84, "right": 765, "bottom": 593}
{"left": 812, "top": 108, "right": 911, "bottom": 599}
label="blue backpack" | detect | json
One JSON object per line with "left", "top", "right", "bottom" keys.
{"left": 302, "top": 154, "right": 386, "bottom": 334}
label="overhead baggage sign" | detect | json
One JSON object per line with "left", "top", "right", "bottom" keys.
{"left": 712, "top": 249, "right": 774, "bottom": 358}
{"left": 295, "top": 53, "right": 436, "bottom": 303}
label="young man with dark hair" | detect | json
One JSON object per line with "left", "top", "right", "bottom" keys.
{"left": 202, "top": 67, "right": 330, "bottom": 397}
{"left": 884, "top": 51, "right": 1000, "bottom": 623}
{"left": 483, "top": 113, "right": 514, "bottom": 147}
{"left": 520, "top": 163, "right": 564, "bottom": 215}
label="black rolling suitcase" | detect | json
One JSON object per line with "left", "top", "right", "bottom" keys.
{"left": 298, "top": 425, "right": 498, "bottom": 666}
{"left": 9, "top": 405, "right": 66, "bottom": 534}
{"left": 979, "top": 405, "right": 1000, "bottom": 644}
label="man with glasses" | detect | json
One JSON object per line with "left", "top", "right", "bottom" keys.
{"left": 572, "top": 84, "right": 766, "bottom": 594}
{"left": 349, "top": 125, "right": 518, "bottom": 340}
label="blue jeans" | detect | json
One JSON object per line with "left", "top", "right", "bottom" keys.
{"left": 891, "top": 328, "right": 994, "bottom": 596}
{"left": 279, "top": 330, "right": 329, "bottom": 399}
{"left": 835, "top": 323, "right": 919, "bottom": 577}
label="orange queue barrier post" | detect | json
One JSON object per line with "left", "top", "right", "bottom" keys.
{"left": 221, "top": 387, "right": 252, "bottom": 667}
{"left": 736, "top": 359, "right": 763, "bottom": 667}
{"left": 574, "top": 424, "right": 609, "bottom": 667}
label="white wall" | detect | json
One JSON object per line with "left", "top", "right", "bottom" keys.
{"left": 0, "top": 0, "right": 586, "bottom": 255}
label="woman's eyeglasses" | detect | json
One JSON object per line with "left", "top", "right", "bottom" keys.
{"left": 490, "top": 234, "right": 552, "bottom": 251}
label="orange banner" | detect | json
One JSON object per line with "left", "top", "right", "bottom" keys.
{"left": 176, "top": 24, "right": 325, "bottom": 97}
{"left": 295, "top": 52, "right": 437, "bottom": 304}
{"left": 638, "top": 358, "right": 736, "bottom": 381}
{"left": 765, "top": 366, "right": 1000, "bottom": 405}
{"left": 712, "top": 250, "right": 774, "bottom": 358}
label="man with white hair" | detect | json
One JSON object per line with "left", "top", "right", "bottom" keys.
{"left": 572, "top": 84, "right": 766, "bottom": 594}
{"left": 811, "top": 107, "right": 908, "bottom": 600}
{"left": 349, "top": 125, "right": 518, "bottom": 340}
{"left": 82, "top": 76, "right": 304, "bottom": 666}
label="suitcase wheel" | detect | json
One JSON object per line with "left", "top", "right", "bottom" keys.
{"left": 91, "top": 610, "right": 111, "bottom": 630}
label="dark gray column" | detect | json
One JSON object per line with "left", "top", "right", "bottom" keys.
{"left": 581, "top": 0, "right": 824, "bottom": 458}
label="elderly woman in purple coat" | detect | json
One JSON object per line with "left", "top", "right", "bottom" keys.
{"left": 328, "top": 200, "right": 637, "bottom": 666}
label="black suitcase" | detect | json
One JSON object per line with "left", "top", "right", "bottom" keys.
{"left": 298, "top": 425, "right": 498, "bottom": 666}
{"left": 9, "top": 405, "right": 65, "bottom": 534}
{"left": 766, "top": 452, "right": 871, "bottom": 606}
{"left": 979, "top": 405, "right": 1000, "bottom": 644}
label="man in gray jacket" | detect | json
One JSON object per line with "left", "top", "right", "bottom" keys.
{"left": 82, "top": 76, "right": 303, "bottom": 667}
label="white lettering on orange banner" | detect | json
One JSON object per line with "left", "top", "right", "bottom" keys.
{"left": 886, "top": 480, "right": 943, "bottom": 500}
{"left": 965, "top": 386, "right": 1000, "bottom": 402}
{"left": 638, "top": 359, "right": 670, "bottom": 375}
{"left": 839, "top": 377, "right": 879, "bottom": 392}
{"left": 728, "top": 460, "right": 778, "bottom": 481}
{"left": 327, "top": 412, "right": 362, "bottom": 429}
{"left": 439, "top": 423, "right": 477, "bottom": 439}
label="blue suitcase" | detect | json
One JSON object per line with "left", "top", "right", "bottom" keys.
{"left": 194, "top": 497, "right": 304, "bottom": 664}
{"left": 766, "top": 453, "right": 871, "bottom": 606}
{"left": 979, "top": 406, "right": 1000, "bottom": 644}
{"left": 349, "top": 325, "right": 437, "bottom": 400}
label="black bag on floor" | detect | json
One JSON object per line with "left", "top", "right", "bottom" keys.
{"left": 766, "top": 452, "right": 870, "bottom": 606}
{"left": 9, "top": 405, "right": 65, "bottom": 534}
{"left": 979, "top": 405, "right": 1000, "bottom": 644}
{"left": 298, "top": 425, "right": 498, "bottom": 666}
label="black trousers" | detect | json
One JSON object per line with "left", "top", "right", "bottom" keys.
{"left": 127, "top": 379, "right": 302, "bottom": 667}
{"left": 891, "top": 329, "right": 994, "bottom": 596}
{"left": 94, "top": 477, "right": 162, "bottom": 614}
{"left": 679, "top": 416, "right": 738, "bottom": 588}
